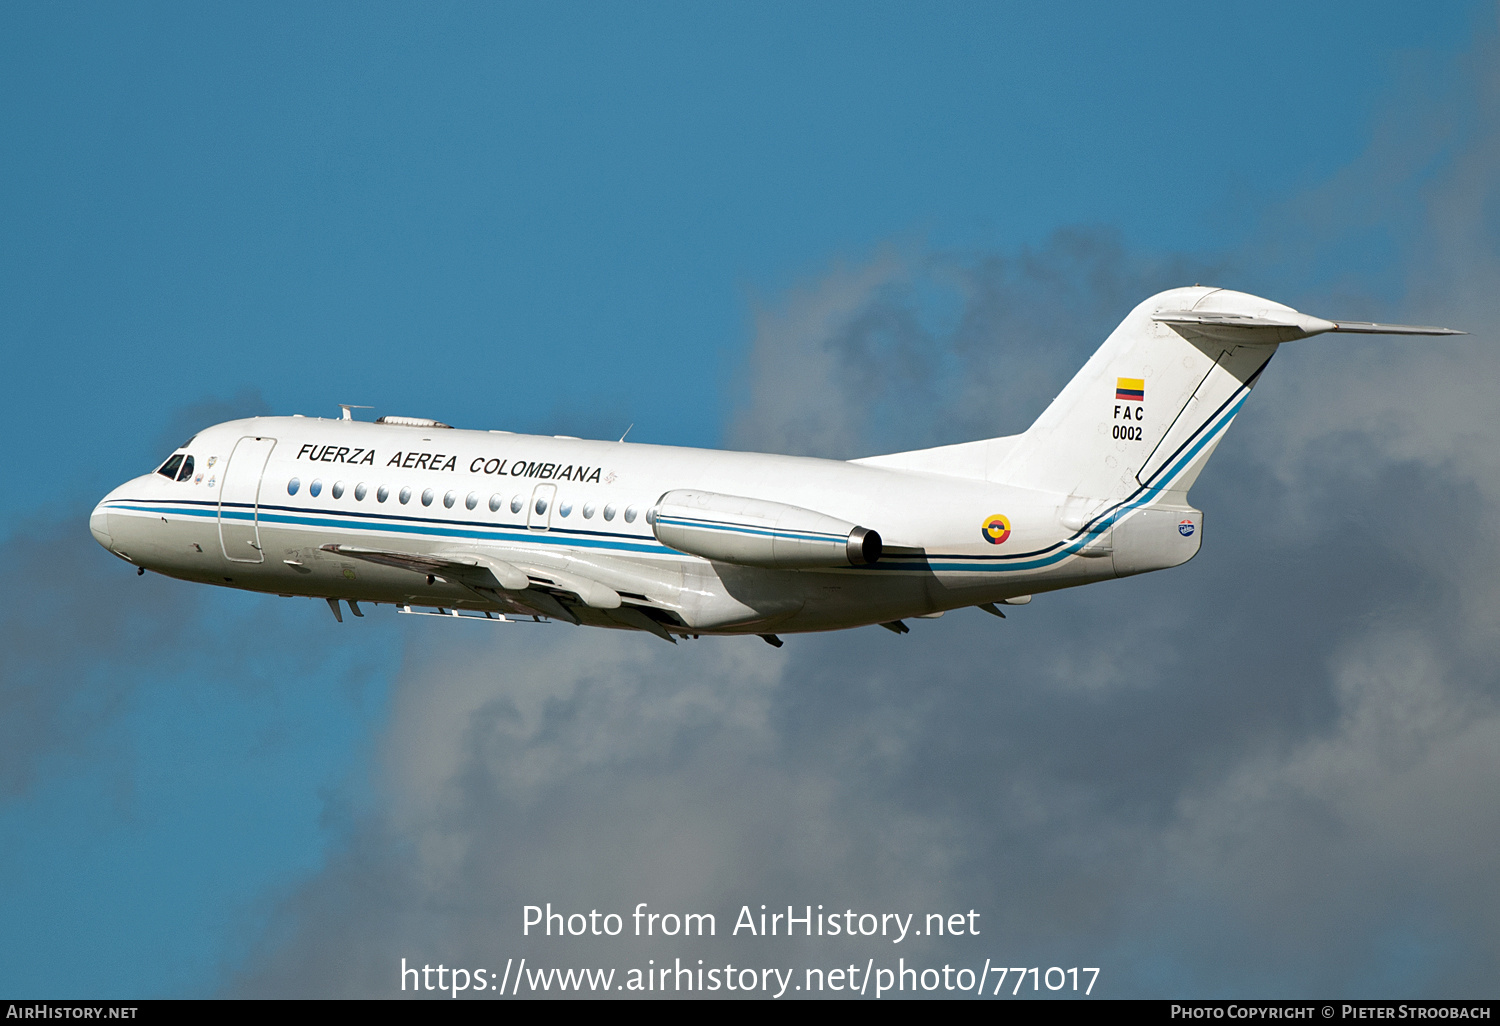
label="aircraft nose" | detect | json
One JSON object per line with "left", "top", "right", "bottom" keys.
{"left": 89, "top": 500, "right": 113, "bottom": 549}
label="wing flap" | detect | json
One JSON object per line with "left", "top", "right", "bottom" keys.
{"left": 510, "top": 564, "right": 621, "bottom": 610}
{"left": 604, "top": 605, "right": 677, "bottom": 643}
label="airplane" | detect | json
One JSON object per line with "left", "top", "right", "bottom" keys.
{"left": 89, "top": 287, "right": 1461, "bottom": 646}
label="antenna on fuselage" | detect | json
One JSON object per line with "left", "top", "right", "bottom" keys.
{"left": 618, "top": 423, "right": 634, "bottom": 443}
{"left": 338, "top": 404, "right": 373, "bottom": 421}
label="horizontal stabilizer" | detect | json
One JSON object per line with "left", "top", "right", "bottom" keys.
{"left": 1322, "top": 320, "right": 1465, "bottom": 336}
{"left": 1154, "top": 309, "right": 1463, "bottom": 344}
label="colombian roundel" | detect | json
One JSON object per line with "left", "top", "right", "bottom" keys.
{"left": 981, "top": 514, "right": 1011, "bottom": 545}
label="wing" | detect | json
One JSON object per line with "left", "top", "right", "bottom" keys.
{"left": 319, "top": 544, "right": 683, "bottom": 641}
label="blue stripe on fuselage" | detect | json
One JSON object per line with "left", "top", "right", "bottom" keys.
{"left": 106, "top": 381, "right": 1252, "bottom": 576}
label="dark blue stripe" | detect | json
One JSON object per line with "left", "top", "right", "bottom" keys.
{"left": 107, "top": 383, "right": 1255, "bottom": 577}
{"left": 106, "top": 502, "right": 668, "bottom": 555}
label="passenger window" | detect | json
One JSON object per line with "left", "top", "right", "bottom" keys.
{"left": 354, "top": 483, "right": 367, "bottom": 501}
{"left": 443, "top": 490, "right": 457, "bottom": 509}
{"left": 310, "top": 479, "right": 323, "bottom": 497}
{"left": 422, "top": 488, "right": 435, "bottom": 506}
{"left": 377, "top": 485, "right": 389, "bottom": 503}
{"left": 603, "top": 503, "right": 616, "bottom": 521}
{"left": 400, "top": 486, "right": 411, "bottom": 504}
{"left": 489, "top": 494, "right": 502, "bottom": 512}
{"left": 624, "top": 505, "right": 638, "bottom": 523}
{"left": 582, "top": 502, "right": 595, "bottom": 519}
{"left": 559, "top": 501, "right": 572, "bottom": 518}
{"left": 535, "top": 496, "right": 549, "bottom": 515}
{"left": 466, "top": 492, "right": 478, "bottom": 510}
{"left": 288, "top": 477, "right": 300, "bottom": 495}
{"left": 157, "top": 454, "right": 184, "bottom": 479}
{"left": 332, "top": 482, "right": 345, "bottom": 499}
{"left": 511, "top": 495, "right": 523, "bottom": 514}
{"left": 176, "top": 455, "right": 195, "bottom": 482}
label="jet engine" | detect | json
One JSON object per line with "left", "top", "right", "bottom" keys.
{"left": 650, "top": 489, "right": 881, "bottom": 569}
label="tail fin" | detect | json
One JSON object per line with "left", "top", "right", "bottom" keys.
{"left": 853, "top": 286, "right": 1281, "bottom": 496}
{"left": 997, "top": 286, "right": 1460, "bottom": 504}
{"left": 998, "top": 286, "right": 1278, "bottom": 505}
{"left": 854, "top": 287, "right": 1461, "bottom": 506}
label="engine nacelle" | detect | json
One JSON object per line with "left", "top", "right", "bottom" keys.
{"left": 650, "top": 489, "right": 881, "bottom": 569}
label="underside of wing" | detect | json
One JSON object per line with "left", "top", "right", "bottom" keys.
{"left": 320, "top": 544, "right": 685, "bottom": 640}
{"left": 318, "top": 544, "right": 490, "bottom": 577}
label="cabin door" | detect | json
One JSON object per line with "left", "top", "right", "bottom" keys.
{"left": 219, "top": 436, "right": 277, "bottom": 561}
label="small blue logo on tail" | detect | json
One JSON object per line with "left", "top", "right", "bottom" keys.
{"left": 1178, "top": 519, "right": 1195, "bottom": 537}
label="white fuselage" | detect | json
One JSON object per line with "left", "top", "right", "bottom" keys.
{"left": 91, "top": 288, "right": 1457, "bottom": 640}
{"left": 90, "top": 415, "right": 1183, "bottom": 636}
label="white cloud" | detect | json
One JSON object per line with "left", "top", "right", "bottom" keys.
{"left": 234, "top": 27, "right": 1500, "bottom": 998}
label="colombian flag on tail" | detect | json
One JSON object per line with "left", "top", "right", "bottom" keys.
{"left": 1116, "top": 377, "right": 1144, "bottom": 401}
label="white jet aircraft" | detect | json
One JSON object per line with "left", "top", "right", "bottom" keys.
{"left": 90, "top": 288, "right": 1460, "bottom": 646}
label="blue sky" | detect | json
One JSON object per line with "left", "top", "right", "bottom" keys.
{"left": 2, "top": 1, "right": 1498, "bottom": 998}
{"left": 2, "top": 2, "right": 1482, "bottom": 517}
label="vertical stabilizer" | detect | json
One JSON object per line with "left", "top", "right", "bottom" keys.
{"left": 996, "top": 287, "right": 1281, "bottom": 505}
{"left": 853, "top": 287, "right": 1456, "bottom": 504}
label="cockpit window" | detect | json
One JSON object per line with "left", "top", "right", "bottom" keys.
{"left": 157, "top": 454, "right": 185, "bottom": 479}
{"left": 176, "top": 455, "right": 195, "bottom": 482}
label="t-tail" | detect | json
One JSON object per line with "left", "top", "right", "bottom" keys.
{"left": 859, "top": 286, "right": 1461, "bottom": 576}
{"left": 997, "top": 287, "right": 1460, "bottom": 503}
